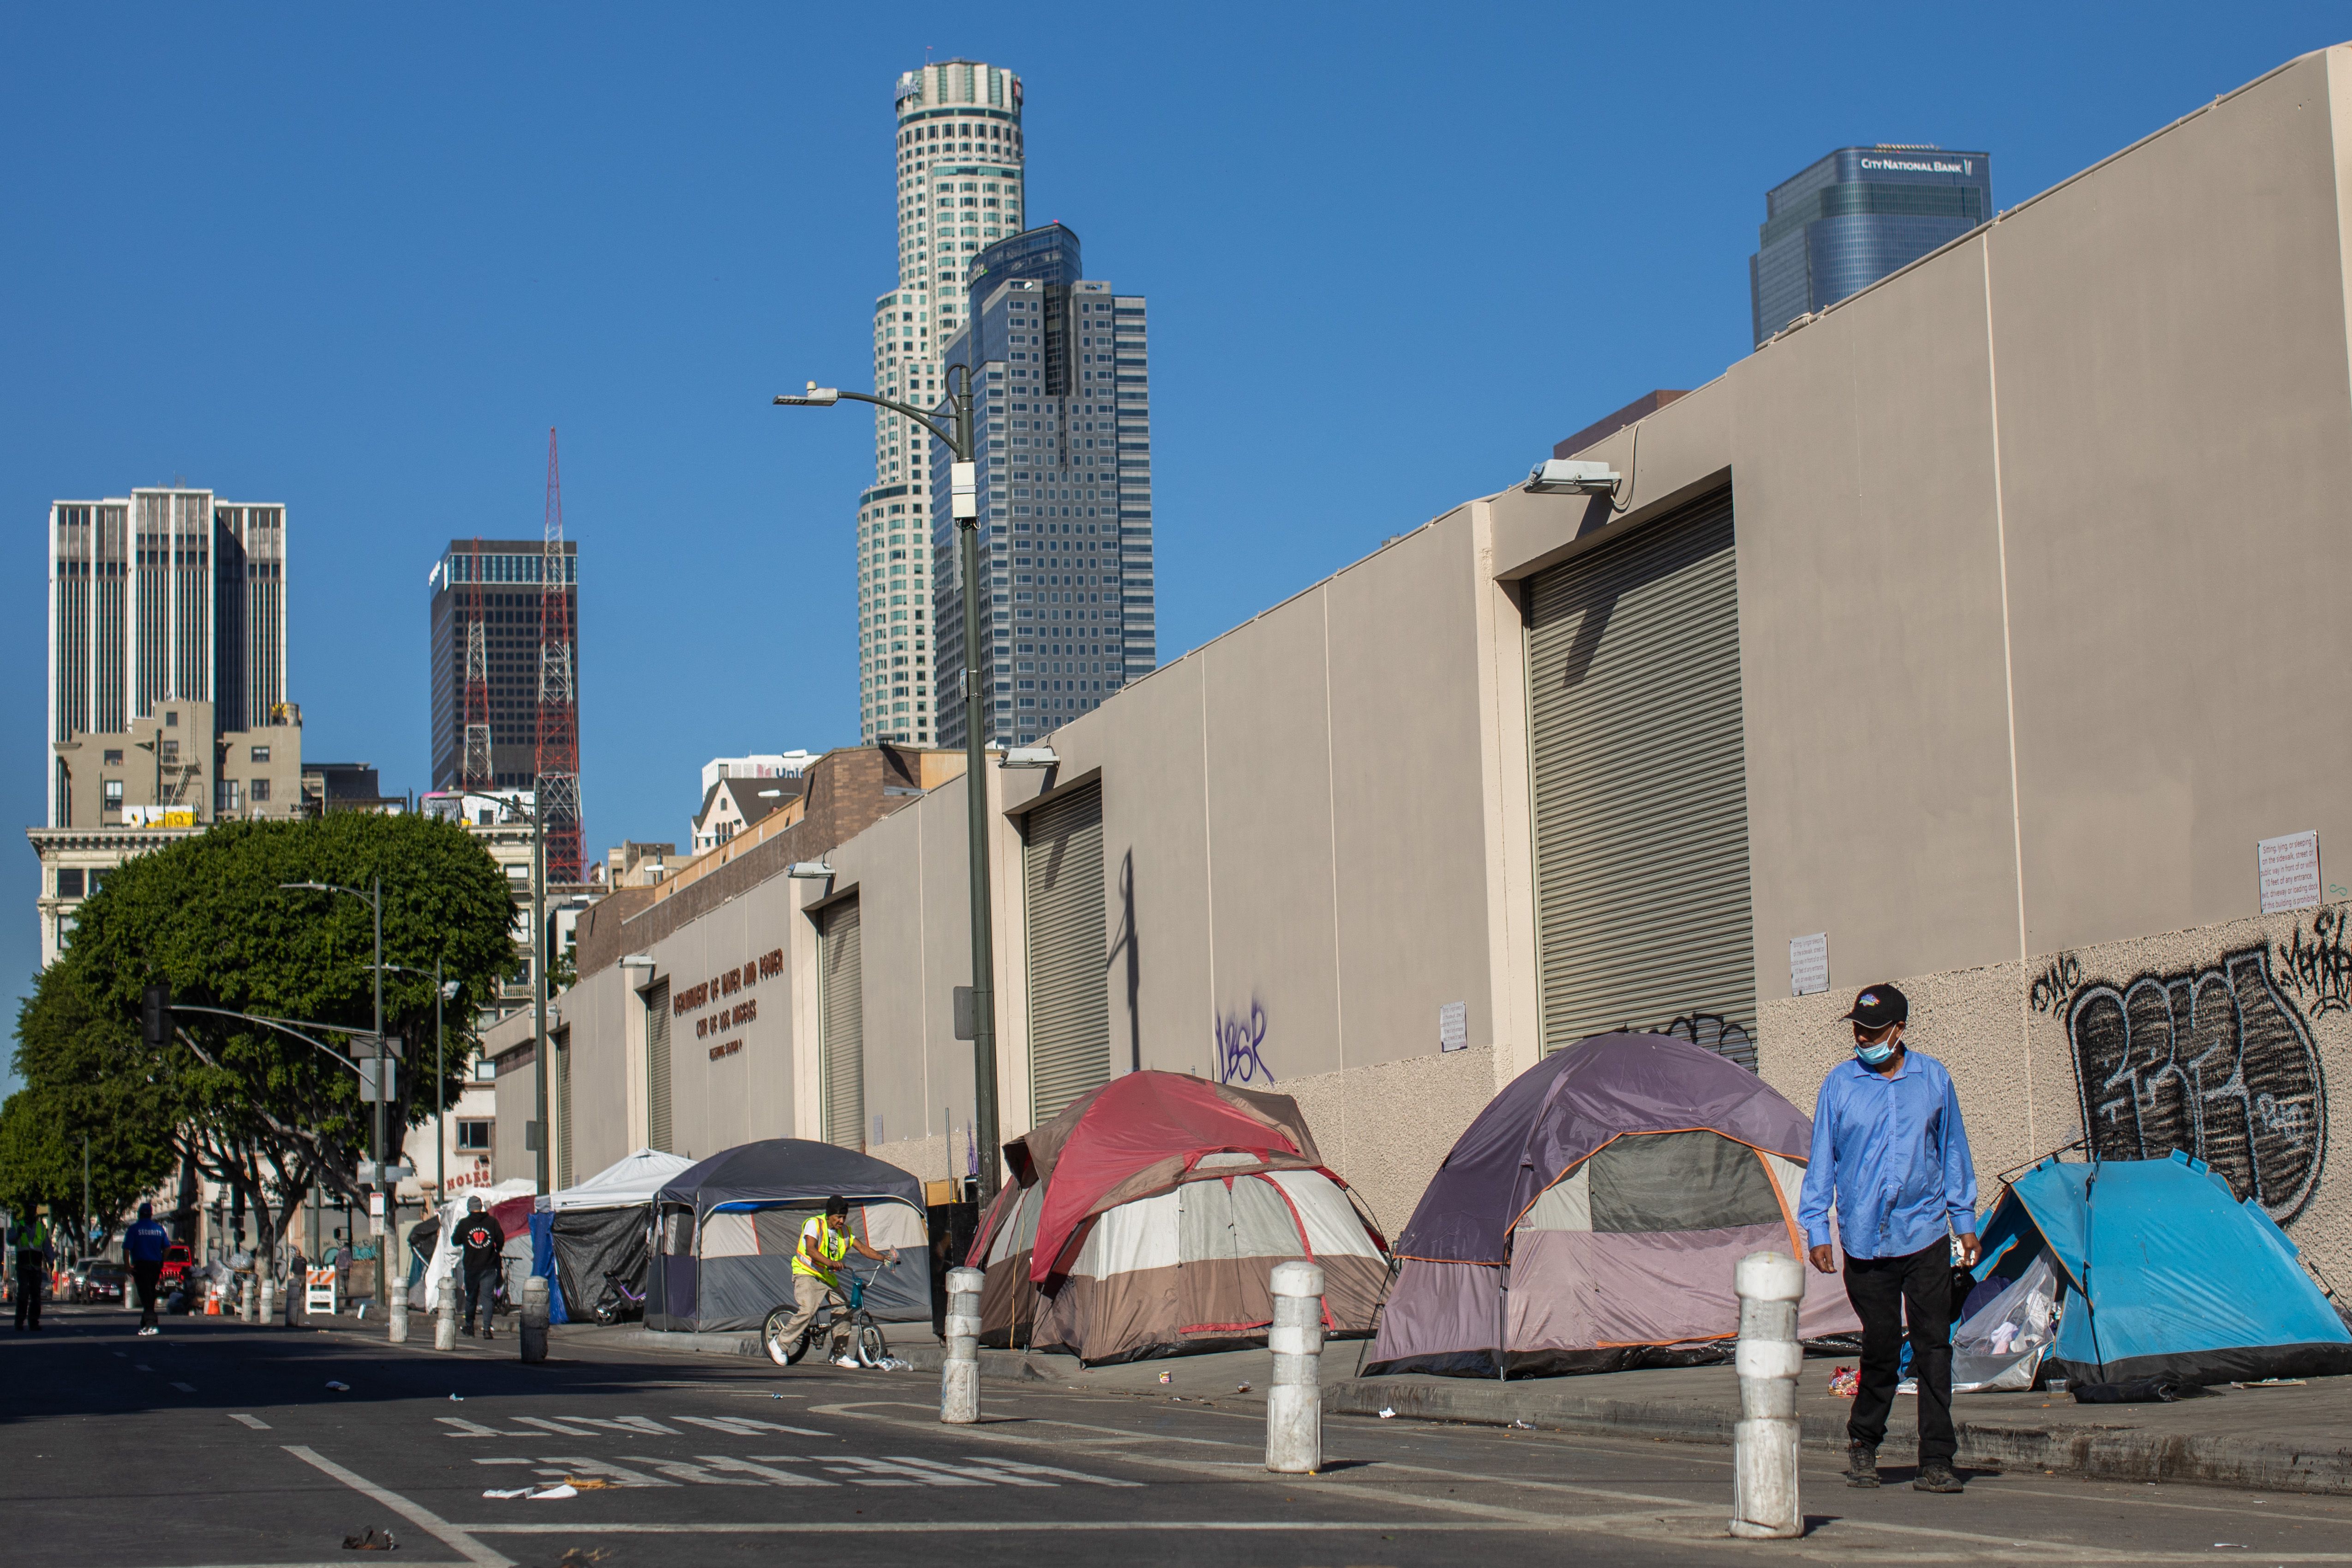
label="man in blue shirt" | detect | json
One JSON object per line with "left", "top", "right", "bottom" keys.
{"left": 125, "top": 1202, "right": 172, "bottom": 1335}
{"left": 1798, "top": 983, "right": 1979, "bottom": 1495}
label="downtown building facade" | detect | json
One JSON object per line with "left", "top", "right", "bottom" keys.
{"left": 425, "top": 539, "right": 580, "bottom": 792}
{"left": 931, "top": 224, "right": 1155, "bottom": 748}
{"left": 1750, "top": 145, "right": 1991, "bottom": 345}
{"left": 852, "top": 59, "right": 1029, "bottom": 744}
{"left": 545, "top": 46, "right": 2352, "bottom": 1283}
{"left": 36, "top": 488, "right": 303, "bottom": 963}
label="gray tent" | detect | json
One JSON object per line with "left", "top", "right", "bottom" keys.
{"left": 647, "top": 1139, "right": 932, "bottom": 1333}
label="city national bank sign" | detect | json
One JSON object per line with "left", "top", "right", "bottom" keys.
{"left": 674, "top": 947, "right": 787, "bottom": 1060}
{"left": 1857, "top": 155, "right": 1976, "bottom": 176}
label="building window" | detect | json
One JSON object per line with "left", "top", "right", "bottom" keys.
{"left": 103, "top": 779, "right": 122, "bottom": 811}
{"left": 456, "top": 1120, "right": 494, "bottom": 1152}
{"left": 56, "top": 868, "right": 84, "bottom": 898}
{"left": 164, "top": 710, "right": 178, "bottom": 728}
{"left": 103, "top": 749, "right": 123, "bottom": 765}
{"left": 217, "top": 780, "right": 241, "bottom": 814}
{"left": 250, "top": 777, "right": 270, "bottom": 803}
{"left": 160, "top": 739, "right": 179, "bottom": 764}
{"left": 251, "top": 745, "right": 270, "bottom": 763}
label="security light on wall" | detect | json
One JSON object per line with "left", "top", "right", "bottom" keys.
{"left": 1525, "top": 458, "right": 1622, "bottom": 496}
{"left": 619, "top": 953, "right": 654, "bottom": 968}
{"left": 788, "top": 861, "right": 835, "bottom": 879}
{"left": 1001, "top": 747, "right": 1059, "bottom": 769}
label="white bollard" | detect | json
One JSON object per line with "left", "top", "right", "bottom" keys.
{"left": 436, "top": 1271, "right": 458, "bottom": 1351}
{"left": 942, "top": 1267, "right": 984, "bottom": 1424}
{"left": 520, "top": 1275, "right": 548, "bottom": 1364}
{"left": 388, "top": 1279, "right": 409, "bottom": 1344}
{"left": 1265, "top": 1261, "right": 1325, "bottom": 1475}
{"left": 241, "top": 1275, "right": 258, "bottom": 1323}
{"left": 1729, "top": 1250, "right": 1807, "bottom": 1539}
{"left": 258, "top": 1276, "right": 275, "bottom": 1327}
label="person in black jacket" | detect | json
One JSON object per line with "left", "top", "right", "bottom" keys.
{"left": 455, "top": 1197, "right": 505, "bottom": 1339}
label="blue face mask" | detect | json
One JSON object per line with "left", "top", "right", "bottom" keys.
{"left": 1854, "top": 1035, "right": 1897, "bottom": 1066}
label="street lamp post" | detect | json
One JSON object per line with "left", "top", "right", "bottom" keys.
{"left": 775, "top": 368, "right": 1002, "bottom": 1196}
{"left": 282, "top": 877, "right": 386, "bottom": 1304}
{"left": 379, "top": 960, "right": 461, "bottom": 1206}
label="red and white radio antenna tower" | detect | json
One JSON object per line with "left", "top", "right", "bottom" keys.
{"left": 461, "top": 537, "right": 493, "bottom": 789}
{"left": 535, "top": 428, "right": 581, "bottom": 880}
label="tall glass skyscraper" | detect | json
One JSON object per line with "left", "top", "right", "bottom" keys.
{"left": 1750, "top": 146, "right": 1992, "bottom": 347}
{"left": 929, "top": 224, "right": 1154, "bottom": 748}
{"left": 852, "top": 60, "right": 1027, "bottom": 745}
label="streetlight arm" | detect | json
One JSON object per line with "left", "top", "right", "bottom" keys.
{"left": 169, "top": 1004, "right": 364, "bottom": 1075}
{"left": 773, "top": 387, "right": 963, "bottom": 458}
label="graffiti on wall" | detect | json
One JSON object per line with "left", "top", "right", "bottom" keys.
{"left": 1213, "top": 1000, "right": 1274, "bottom": 1086}
{"left": 1655, "top": 1011, "right": 1755, "bottom": 1070}
{"left": 2279, "top": 908, "right": 2352, "bottom": 1019}
{"left": 2065, "top": 945, "right": 2326, "bottom": 1223}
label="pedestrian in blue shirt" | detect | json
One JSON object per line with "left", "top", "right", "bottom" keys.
{"left": 1797, "top": 983, "right": 1979, "bottom": 1495}
{"left": 125, "top": 1202, "right": 172, "bottom": 1335}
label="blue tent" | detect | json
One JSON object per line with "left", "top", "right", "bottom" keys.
{"left": 1975, "top": 1151, "right": 2352, "bottom": 1386}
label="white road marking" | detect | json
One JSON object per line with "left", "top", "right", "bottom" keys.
{"left": 473, "top": 1456, "right": 673, "bottom": 1488}
{"left": 676, "top": 1414, "right": 831, "bottom": 1438}
{"left": 228, "top": 1414, "right": 270, "bottom": 1430}
{"left": 170, "top": 1381, "right": 197, "bottom": 1393}
{"left": 511, "top": 1415, "right": 605, "bottom": 1437}
{"left": 281, "top": 1446, "right": 513, "bottom": 1568}
{"left": 616, "top": 1454, "right": 764, "bottom": 1486}
{"left": 694, "top": 1455, "right": 835, "bottom": 1488}
{"left": 438, "top": 1418, "right": 530, "bottom": 1438}
{"left": 135, "top": 1363, "right": 154, "bottom": 1371}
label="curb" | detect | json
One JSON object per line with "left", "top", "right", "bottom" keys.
{"left": 1329, "top": 1377, "right": 2352, "bottom": 1497}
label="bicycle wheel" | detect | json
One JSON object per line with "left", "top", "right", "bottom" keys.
{"left": 856, "top": 1320, "right": 889, "bottom": 1368}
{"left": 762, "top": 1306, "right": 811, "bottom": 1367}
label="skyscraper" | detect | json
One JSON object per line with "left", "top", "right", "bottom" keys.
{"left": 932, "top": 224, "right": 1155, "bottom": 748}
{"left": 1750, "top": 146, "right": 1992, "bottom": 346}
{"left": 853, "top": 59, "right": 1027, "bottom": 744}
{"left": 46, "top": 488, "right": 289, "bottom": 824}
{"left": 426, "top": 539, "right": 579, "bottom": 792}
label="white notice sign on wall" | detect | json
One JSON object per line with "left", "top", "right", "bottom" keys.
{"left": 2259, "top": 831, "right": 2322, "bottom": 914}
{"left": 1438, "top": 1002, "right": 1468, "bottom": 1053}
{"left": 1789, "top": 933, "right": 1830, "bottom": 998}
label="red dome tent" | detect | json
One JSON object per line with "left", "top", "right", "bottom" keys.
{"left": 968, "top": 1071, "right": 1389, "bottom": 1365}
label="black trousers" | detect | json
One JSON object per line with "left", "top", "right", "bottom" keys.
{"left": 134, "top": 1262, "right": 164, "bottom": 1328}
{"left": 1842, "top": 1239, "right": 1956, "bottom": 1463}
{"left": 13, "top": 1252, "right": 42, "bottom": 1328}
{"left": 462, "top": 1265, "right": 498, "bottom": 1332}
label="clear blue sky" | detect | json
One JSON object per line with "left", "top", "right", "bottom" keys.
{"left": 4, "top": 4, "right": 2344, "bottom": 1085}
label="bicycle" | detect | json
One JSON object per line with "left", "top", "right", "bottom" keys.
{"left": 591, "top": 1269, "right": 646, "bottom": 1326}
{"left": 762, "top": 1261, "right": 896, "bottom": 1369}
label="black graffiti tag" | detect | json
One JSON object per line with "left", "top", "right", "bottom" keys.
{"left": 2279, "top": 908, "right": 2352, "bottom": 1018}
{"left": 2029, "top": 953, "right": 2083, "bottom": 1015}
{"left": 2068, "top": 946, "right": 2325, "bottom": 1223}
{"left": 1656, "top": 1011, "right": 1755, "bottom": 1070}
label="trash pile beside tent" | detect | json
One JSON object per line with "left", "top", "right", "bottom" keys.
{"left": 648, "top": 1139, "right": 932, "bottom": 1333}
{"left": 1963, "top": 1149, "right": 2352, "bottom": 1389}
{"left": 545, "top": 1148, "right": 696, "bottom": 1322}
{"left": 968, "top": 1070, "right": 1389, "bottom": 1365}
{"left": 1371, "top": 1032, "right": 1857, "bottom": 1377}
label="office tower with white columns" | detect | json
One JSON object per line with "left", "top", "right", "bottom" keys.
{"left": 853, "top": 59, "right": 1027, "bottom": 744}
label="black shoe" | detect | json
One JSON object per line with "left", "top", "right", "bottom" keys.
{"left": 1846, "top": 1442, "right": 1881, "bottom": 1488}
{"left": 1913, "top": 1461, "right": 1963, "bottom": 1493}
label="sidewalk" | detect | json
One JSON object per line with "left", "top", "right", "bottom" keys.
{"left": 570, "top": 1320, "right": 2352, "bottom": 1496}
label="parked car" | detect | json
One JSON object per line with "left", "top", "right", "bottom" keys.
{"left": 157, "top": 1243, "right": 194, "bottom": 1293}
{"left": 80, "top": 1260, "right": 127, "bottom": 1305}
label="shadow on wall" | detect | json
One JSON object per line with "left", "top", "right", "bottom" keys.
{"left": 1106, "top": 849, "right": 1140, "bottom": 1075}
{"left": 2044, "top": 908, "right": 2345, "bottom": 1226}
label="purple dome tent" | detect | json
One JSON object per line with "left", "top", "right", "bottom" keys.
{"left": 1370, "top": 1032, "right": 1859, "bottom": 1377}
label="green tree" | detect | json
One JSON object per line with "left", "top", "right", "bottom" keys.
{"left": 61, "top": 811, "right": 518, "bottom": 1268}
{"left": 1, "top": 958, "right": 182, "bottom": 1251}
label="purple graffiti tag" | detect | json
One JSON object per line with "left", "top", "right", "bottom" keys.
{"left": 1213, "top": 1002, "right": 1273, "bottom": 1086}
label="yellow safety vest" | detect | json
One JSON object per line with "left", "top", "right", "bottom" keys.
{"left": 792, "top": 1216, "right": 849, "bottom": 1286}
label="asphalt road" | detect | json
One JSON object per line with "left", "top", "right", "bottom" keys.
{"left": 10, "top": 1302, "right": 2352, "bottom": 1568}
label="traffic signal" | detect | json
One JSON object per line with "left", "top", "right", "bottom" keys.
{"left": 141, "top": 983, "right": 172, "bottom": 1048}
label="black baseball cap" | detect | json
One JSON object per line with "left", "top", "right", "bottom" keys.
{"left": 1841, "top": 984, "right": 1909, "bottom": 1029}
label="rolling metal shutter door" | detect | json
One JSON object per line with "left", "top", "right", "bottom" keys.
{"left": 1526, "top": 490, "right": 1758, "bottom": 1069}
{"left": 646, "top": 981, "right": 672, "bottom": 1153}
{"left": 1024, "top": 782, "right": 1108, "bottom": 1121}
{"left": 821, "top": 899, "right": 866, "bottom": 1148}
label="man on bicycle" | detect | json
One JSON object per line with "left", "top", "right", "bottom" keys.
{"left": 775, "top": 1196, "right": 897, "bottom": 1368}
